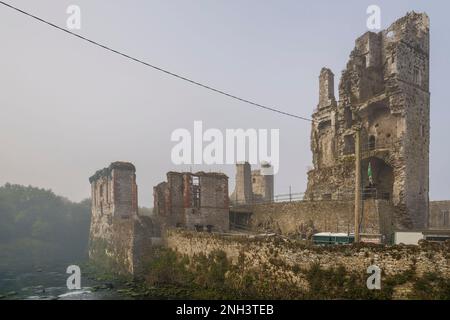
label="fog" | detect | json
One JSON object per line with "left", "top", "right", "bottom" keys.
{"left": 1, "top": 0, "right": 449, "bottom": 207}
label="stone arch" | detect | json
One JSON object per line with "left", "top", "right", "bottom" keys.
{"left": 361, "top": 157, "right": 394, "bottom": 201}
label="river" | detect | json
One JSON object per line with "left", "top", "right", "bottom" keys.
{"left": 0, "top": 262, "right": 128, "bottom": 300}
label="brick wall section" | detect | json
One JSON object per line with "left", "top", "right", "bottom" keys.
{"left": 154, "top": 171, "right": 230, "bottom": 232}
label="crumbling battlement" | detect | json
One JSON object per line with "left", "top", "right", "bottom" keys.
{"left": 89, "top": 161, "right": 138, "bottom": 223}
{"left": 306, "top": 12, "right": 430, "bottom": 231}
{"left": 153, "top": 171, "right": 229, "bottom": 233}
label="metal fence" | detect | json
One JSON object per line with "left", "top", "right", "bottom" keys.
{"left": 230, "top": 187, "right": 389, "bottom": 208}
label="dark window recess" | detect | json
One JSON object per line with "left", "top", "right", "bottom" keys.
{"left": 368, "top": 136, "right": 376, "bottom": 150}
{"left": 192, "top": 176, "right": 201, "bottom": 208}
{"left": 344, "top": 107, "right": 353, "bottom": 129}
{"left": 318, "top": 120, "right": 332, "bottom": 131}
{"left": 344, "top": 135, "right": 355, "bottom": 155}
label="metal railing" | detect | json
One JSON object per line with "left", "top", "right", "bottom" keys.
{"left": 230, "top": 188, "right": 390, "bottom": 208}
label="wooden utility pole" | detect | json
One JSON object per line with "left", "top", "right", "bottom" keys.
{"left": 354, "top": 128, "right": 361, "bottom": 243}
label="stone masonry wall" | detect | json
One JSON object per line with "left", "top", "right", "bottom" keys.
{"left": 154, "top": 171, "right": 229, "bottom": 232}
{"left": 306, "top": 12, "right": 430, "bottom": 231}
{"left": 429, "top": 201, "right": 450, "bottom": 230}
{"left": 232, "top": 199, "right": 394, "bottom": 241}
{"left": 166, "top": 229, "right": 450, "bottom": 299}
{"left": 88, "top": 162, "right": 154, "bottom": 276}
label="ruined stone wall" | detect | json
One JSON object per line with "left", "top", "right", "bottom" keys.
{"left": 230, "top": 162, "right": 252, "bottom": 204}
{"left": 89, "top": 216, "right": 153, "bottom": 275}
{"left": 154, "top": 171, "right": 230, "bottom": 232}
{"left": 251, "top": 169, "right": 274, "bottom": 203}
{"left": 306, "top": 12, "right": 430, "bottom": 231}
{"left": 185, "top": 173, "right": 229, "bottom": 232}
{"left": 166, "top": 229, "right": 450, "bottom": 299}
{"left": 234, "top": 199, "right": 393, "bottom": 241}
{"left": 89, "top": 162, "right": 137, "bottom": 240}
{"left": 153, "top": 173, "right": 185, "bottom": 229}
{"left": 88, "top": 162, "right": 154, "bottom": 276}
{"left": 429, "top": 201, "right": 450, "bottom": 230}
{"left": 386, "top": 13, "right": 430, "bottom": 230}
{"left": 231, "top": 162, "right": 274, "bottom": 204}
{"left": 318, "top": 68, "right": 337, "bottom": 109}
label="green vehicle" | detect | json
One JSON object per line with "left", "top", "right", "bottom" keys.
{"left": 312, "top": 233, "right": 355, "bottom": 245}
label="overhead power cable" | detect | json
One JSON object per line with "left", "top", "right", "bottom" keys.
{"left": 0, "top": 1, "right": 314, "bottom": 122}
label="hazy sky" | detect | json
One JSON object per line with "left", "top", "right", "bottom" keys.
{"left": 1, "top": 0, "right": 449, "bottom": 207}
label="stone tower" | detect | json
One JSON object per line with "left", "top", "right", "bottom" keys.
{"left": 230, "top": 162, "right": 253, "bottom": 204}
{"left": 231, "top": 162, "right": 274, "bottom": 204}
{"left": 89, "top": 161, "right": 138, "bottom": 221}
{"left": 88, "top": 161, "right": 154, "bottom": 276}
{"left": 251, "top": 162, "right": 275, "bottom": 203}
{"left": 306, "top": 12, "right": 430, "bottom": 230}
{"left": 318, "top": 68, "right": 337, "bottom": 110}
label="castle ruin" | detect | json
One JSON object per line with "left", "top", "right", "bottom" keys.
{"left": 230, "top": 162, "right": 274, "bottom": 205}
{"left": 305, "top": 12, "right": 430, "bottom": 231}
{"left": 153, "top": 171, "right": 229, "bottom": 232}
{"left": 87, "top": 13, "right": 450, "bottom": 278}
{"left": 88, "top": 162, "right": 153, "bottom": 275}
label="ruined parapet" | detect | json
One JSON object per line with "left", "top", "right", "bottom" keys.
{"left": 230, "top": 162, "right": 253, "bottom": 204}
{"left": 89, "top": 161, "right": 138, "bottom": 222}
{"left": 88, "top": 162, "right": 153, "bottom": 276}
{"left": 154, "top": 171, "right": 229, "bottom": 233}
{"left": 306, "top": 12, "right": 430, "bottom": 231}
